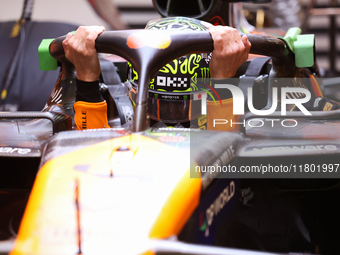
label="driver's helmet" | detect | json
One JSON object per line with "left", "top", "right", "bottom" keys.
{"left": 128, "top": 17, "right": 214, "bottom": 129}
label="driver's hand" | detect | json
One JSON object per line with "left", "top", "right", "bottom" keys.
{"left": 209, "top": 26, "right": 251, "bottom": 79}
{"left": 62, "top": 26, "right": 105, "bottom": 82}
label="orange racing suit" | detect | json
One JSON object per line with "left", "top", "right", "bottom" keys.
{"left": 74, "top": 79, "right": 110, "bottom": 130}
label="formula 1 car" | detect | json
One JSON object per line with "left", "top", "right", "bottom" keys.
{"left": 0, "top": 13, "right": 338, "bottom": 255}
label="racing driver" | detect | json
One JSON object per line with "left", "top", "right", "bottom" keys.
{"left": 62, "top": 25, "right": 251, "bottom": 130}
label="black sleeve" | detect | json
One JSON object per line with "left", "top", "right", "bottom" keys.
{"left": 75, "top": 79, "right": 104, "bottom": 103}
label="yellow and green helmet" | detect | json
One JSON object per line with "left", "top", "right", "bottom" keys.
{"left": 128, "top": 17, "right": 214, "bottom": 127}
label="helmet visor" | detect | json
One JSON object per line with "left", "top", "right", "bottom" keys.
{"left": 148, "top": 90, "right": 206, "bottom": 122}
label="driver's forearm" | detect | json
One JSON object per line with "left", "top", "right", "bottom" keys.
{"left": 74, "top": 79, "right": 110, "bottom": 130}
{"left": 76, "top": 79, "right": 104, "bottom": 102}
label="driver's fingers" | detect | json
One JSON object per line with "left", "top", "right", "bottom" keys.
{"left": 241, "top": 35, "right": 251, "bottom": 55}
{"left": 220, "top": 26, "right": 248, "bottom": 59}
{"left": 223, "top": 26, "right": 244, "bottom": 52}
{"left": 209, "top": 26, "right": 224, "bottom": 53}
{"left": 62, "top": 32, "right": 73, "bottom": 57}
{"left": 62, "top": 33, "right": 73, "bottom": 47}
{"left": 72, "top": 26, "right": 105, "bottom": 55}
{"left": 209, "top": 26, "right": 242, "bottom": 53}
{"left": 86, "top": 26, "right": 105, "bottom": 51}
{"left": 84, "top": 26, "right": 105, "bottom": 41}
{"left": 74, "top": 26, "right": 105, "bottom": 42}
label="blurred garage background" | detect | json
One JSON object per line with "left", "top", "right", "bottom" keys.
{"left": 0, "top": 0, "right": 340, "bottom": 76}
{"left": 1, "top": 0, "right": 339, "bottom": 76}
